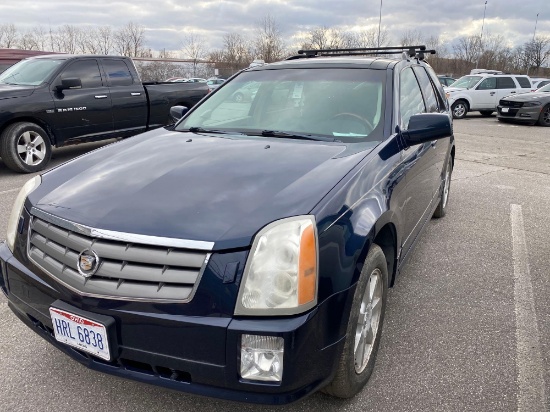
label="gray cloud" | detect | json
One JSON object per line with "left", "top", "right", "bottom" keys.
{"left": 1, "top": 0, "right": 547, "bottom": 53}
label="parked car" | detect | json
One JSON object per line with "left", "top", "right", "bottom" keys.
{"left": 0, "top": 55, "right": 209, "bottom": 173}
{"left": 187, "top": 77, "right": 207, "bottom": 83}
{"left": 530, "top": 78, "right": 550, "bottom": 91}
{"left": 207, "top": 78, "right": 224, "bottom": 92}
{"left": 445, "top": 73, "right": 532, "bottom": 118}
{"left": 497, "top": 82, "right": 550, "bottom": 126}
{"left": 230, "top": 81, "right": 259, "bottom": 102}
{"left": 1, "top": 45, "right": 455, "bottom": 404}
{"left": 437, "top": 75, "right": 456, "bottom": 87}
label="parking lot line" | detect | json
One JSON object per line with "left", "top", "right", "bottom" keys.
{"left": 0, "top": 188, "right": 19, "bottom": 195}
{"left": 510, "top": 204, "right": 547, "bottom": 412}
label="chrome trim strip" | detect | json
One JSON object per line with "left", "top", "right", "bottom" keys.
{"left": 30, "top": 207, "right": 215, "bottom": 251}
{"left": 27, "top": 216, "right": 211, "bottom": 303}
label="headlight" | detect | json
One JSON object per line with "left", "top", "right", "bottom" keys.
{"left": 6, "top": 176, "right": 41, "bottom": 252}
{"left": 523, "top": 101, "right": 541, "bottom": 107}
{"left": 235, "top": 216, "right": 318, "bottom": 316}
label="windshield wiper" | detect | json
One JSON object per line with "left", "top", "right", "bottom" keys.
{"left": 259, "top": 130, "right": 341, "bottom": 142}
{"left": 185, "top": 127, "right": 245, "bottom": 135}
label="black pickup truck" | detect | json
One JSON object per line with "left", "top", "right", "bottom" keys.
{"left": 0, "top": 55, "right": 208, "bottom": 173}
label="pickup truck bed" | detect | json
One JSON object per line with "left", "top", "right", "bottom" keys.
{"left": 0, "top": 54, "right": 208, "bottom": 173}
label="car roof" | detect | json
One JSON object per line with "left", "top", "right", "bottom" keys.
{"left": 248, "top": 56, "right": 407, "bottom": 71}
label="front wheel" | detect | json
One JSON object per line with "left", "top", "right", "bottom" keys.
{"left": 0, "top": 122, "right": 52, "bottom": 173}
{"left": 451, "top": 101, "right": 468, "bottom": 119}
{"left": 433, "top": 156, "right": 453, "bottom": 218}
{"left": 537, "top": 104, "right": 550, "bottom": 126}
{"left": 322, "top": 244, "right": 388, "bottom": 398}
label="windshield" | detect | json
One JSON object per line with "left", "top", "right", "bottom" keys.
{"left": 0, "top": 58, "right": 64, "bottom": 86}
{"left": 449, "top": 76, "right": 482, "bottom": 89}
{"left": 537, "top": 83, "right": 550, "bottom": 92}
{"left": 176, "top": 68, "right": 386, "bottom": 143}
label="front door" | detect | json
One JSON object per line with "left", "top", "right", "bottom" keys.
{"left": 472, "top": 77, "right": 497, "bottom": 110}
{"left": 50, "top": 59, "right": 114, "bottom": 144}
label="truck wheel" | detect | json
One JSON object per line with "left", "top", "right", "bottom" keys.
{"left": 537, "top": 104, "right": 550, "bottom": 127}
{"left": 233, "top": 92, "right": 244, "bottom": 103}
{"left": 479, "top": 110, "right": 493, "bottom": 116}
{"left": 0, "top": 122, "right": 52, "bottom": 173}
{"left": 451, "top": 101, "right": 468, "bottom": 119}
{"left": 322, "top": 244, "right": 388, "bottom": 398}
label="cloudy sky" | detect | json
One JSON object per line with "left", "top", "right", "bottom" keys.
{"left": 1, "top": 0, "right": 548, "bottom": 54}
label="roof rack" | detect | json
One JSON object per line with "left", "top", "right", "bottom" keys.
{"left": 287, "top": 45, "right": 436, "bottom": 61}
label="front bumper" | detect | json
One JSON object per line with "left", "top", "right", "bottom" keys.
{"left": 0, "top": 241, "right": 349, "bottom": 404}
{"left": 496, "top": 105, "right": 540, "bottom": 123}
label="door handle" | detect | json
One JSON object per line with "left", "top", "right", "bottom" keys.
{"left": 510, "top": 91, "right": 516, "bottom": 93}
{"left": 131, "top": 92, "right": 141, "bottom": 96}
{"left": 95, "top": 95, "right": 108, "bottom": 99}
{"left": 490, "top": 92, "right": 495, "bottom": 96}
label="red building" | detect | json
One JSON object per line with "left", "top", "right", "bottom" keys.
{"left": 0, "top": 49, "right": 59, "bottom": 72}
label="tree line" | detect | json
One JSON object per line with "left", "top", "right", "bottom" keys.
{"left": 1, "top": 19, "right": 549, "bottom": 82}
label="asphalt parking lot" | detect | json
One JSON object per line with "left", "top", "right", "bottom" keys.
{"left": 0, "top": 116, "right": 548, "bottom": 411}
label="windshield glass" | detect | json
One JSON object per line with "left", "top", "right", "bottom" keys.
{"left": 177, "top": 68, "right": 386, "bottom": 143}
{"left": 449, "top": 76, "right": 482, "bottom": 89}
{"left": 0, "top": 58, "right": 64, "bottom": 86}
{"left": 537, "top": 83, "right": 550, "bottom": 92}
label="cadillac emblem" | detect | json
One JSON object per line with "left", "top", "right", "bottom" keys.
{"left": 77, "top": 249, "right": 100, "bottom": 278}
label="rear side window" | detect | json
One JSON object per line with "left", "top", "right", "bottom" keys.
{"left": 60, "top": 60, "right": 103, "bottom": 88}
{"left": 497, "top": 77, "right": 516, "bottom": 89}
{"left": 515, "top": 77, "right": 531, "bottom": 88}
{"left": 412, "top": 66, "right": 439, "bottom": 112}
{"left": 103, "top": 59, "right": 134, "bottom": 86}
{"left": 477, "top": 77, "right": 496, "bottom": 90}
{"left": 400, "top": 67, "right": 426, "bottom": 129}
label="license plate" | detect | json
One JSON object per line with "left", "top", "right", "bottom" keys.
{"left": 502, "top": 107, "right": 509, "bottom": 113}
{"left": 49, "top": 307, "right": 111, "bottom": 361}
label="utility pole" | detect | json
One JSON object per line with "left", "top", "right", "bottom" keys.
{"left": 377, "top": 0, "right": 383, "bottom": 48}
{"left": 475, "top": 1, "right": 488, "bottom": 69}
{"left": 527, "top": 13, "right": 540, "bottom": 75}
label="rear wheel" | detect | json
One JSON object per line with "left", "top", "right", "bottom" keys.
{"left": 451, "top": 100, "right": 468, "bottom": 119}
{"left": 322, "top": 244, "right": 388, "bottom": 398}
{"left": 479, "top": 110, "right": 493, "bottom": 116}
{"left": 0, "top": 122, "right": 52, "bottom": 173}
{"left": 537, "top": 104, "right": 550, "bottom": 126}
{"left": 433, "top": 156, "right": 453, "bottom": 218}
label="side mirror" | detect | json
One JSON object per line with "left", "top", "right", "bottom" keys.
{"left": 170, "top": 105, "right": 189, "bottom": 122}
{"left": 57, "top": 78, "right": 82, "bottom": 91}
{"left": 401, "top": 113, "right": 452, "bottom": 146}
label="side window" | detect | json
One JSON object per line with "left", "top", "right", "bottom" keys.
{"left": 476, "top": 77, "right": 496, "bottom": 90}
{"left": 515, "top": 77, "right": 531, "bottom": 88}
{"left": 412, "top": 66, "right": 439, "bottom": 112}
{"left": 102, "top": 59, "right": 134, "bottom": 86}
{"left": 497, "top": 77, "right": 516, "bottom": 89}
{"left": 60, "top": 60, "right": 102, "bottom": 88}
{"left": 400, "top": 67, "right": 426, "bottom": 129}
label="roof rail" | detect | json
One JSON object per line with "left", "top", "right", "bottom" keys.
{"left": 287, "top": 45, "right": 436, "bottom": 61}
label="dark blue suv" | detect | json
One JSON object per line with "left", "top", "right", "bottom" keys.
{"left": 0, "top": 46, "right": 455, "bottom": 404}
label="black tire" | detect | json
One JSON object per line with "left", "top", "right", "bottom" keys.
{"left": 323, "top": 244, "right": 388, "bottom": 398}
{"left": 0, "top": 122, "right": 52, "bottom": 173}
{"left": 233, "top": 92, "right": 244, "bottom": 103}
{"left": 479, "top": 110, "right": 493, "bottom": 117}
{"left": 433, "top": 156, "right": 453, "bottom": 218}
{"left": 537, "top": 104, "right": 550, "bottom": 127}
{"left": 451, "top": 100, "right": 468, "bottom": 119}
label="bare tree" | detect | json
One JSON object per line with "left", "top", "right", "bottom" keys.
{"left": 524, "top": 36, "right": 550, "bottom": 75}
{"left": 220, "top": 32, "right": 252, "bottom": 73}
{"left": 0, "top": 23, "right": 18, "bottom": 48}
{"left": 400, "top": 29, "right": 424, "bottom": 47}
{"left": 181, "top": 32, "right": 207, "bottom": 76}
{"left": 115, "top": 22, "right": 146, "bottom": 57}
{"left": 253, "top": 14, "right": 286, "bottom": 62}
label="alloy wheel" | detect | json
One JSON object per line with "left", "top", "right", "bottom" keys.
{"left": 17, "top": 131, "right": 46, "bottom": 166}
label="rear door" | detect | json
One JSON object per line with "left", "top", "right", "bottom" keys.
{"left": 50, "top": 59, "right": 114, "bottom": 144}
{"left": 101, "top": 58, "right": 147, "bottom": 135}
{"left": 495, "top": 76, "right": 518, "bottom": 102}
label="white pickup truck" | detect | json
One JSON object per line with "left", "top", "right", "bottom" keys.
{"left": 445, "top": 74, "right": 532, "bottom": 118}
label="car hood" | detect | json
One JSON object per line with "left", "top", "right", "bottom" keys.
{"left": 0, "top": 84, "right": 36, "bottom": 100}
{"left": 501, "top": 92, "right": 550, "bottom": 102}
{"left": 444, "top": 87, "right": 466, "bottom": 93}
{"left": 31, "top": 128, "right": 372, "bottom": 250}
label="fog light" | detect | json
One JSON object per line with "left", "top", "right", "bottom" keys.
{"left": 240, "top": 335, "right": 284, "bottom": 382}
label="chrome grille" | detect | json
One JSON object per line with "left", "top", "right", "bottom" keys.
{"left": 28, "top": 216, "right": 209, "bottom": 302}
